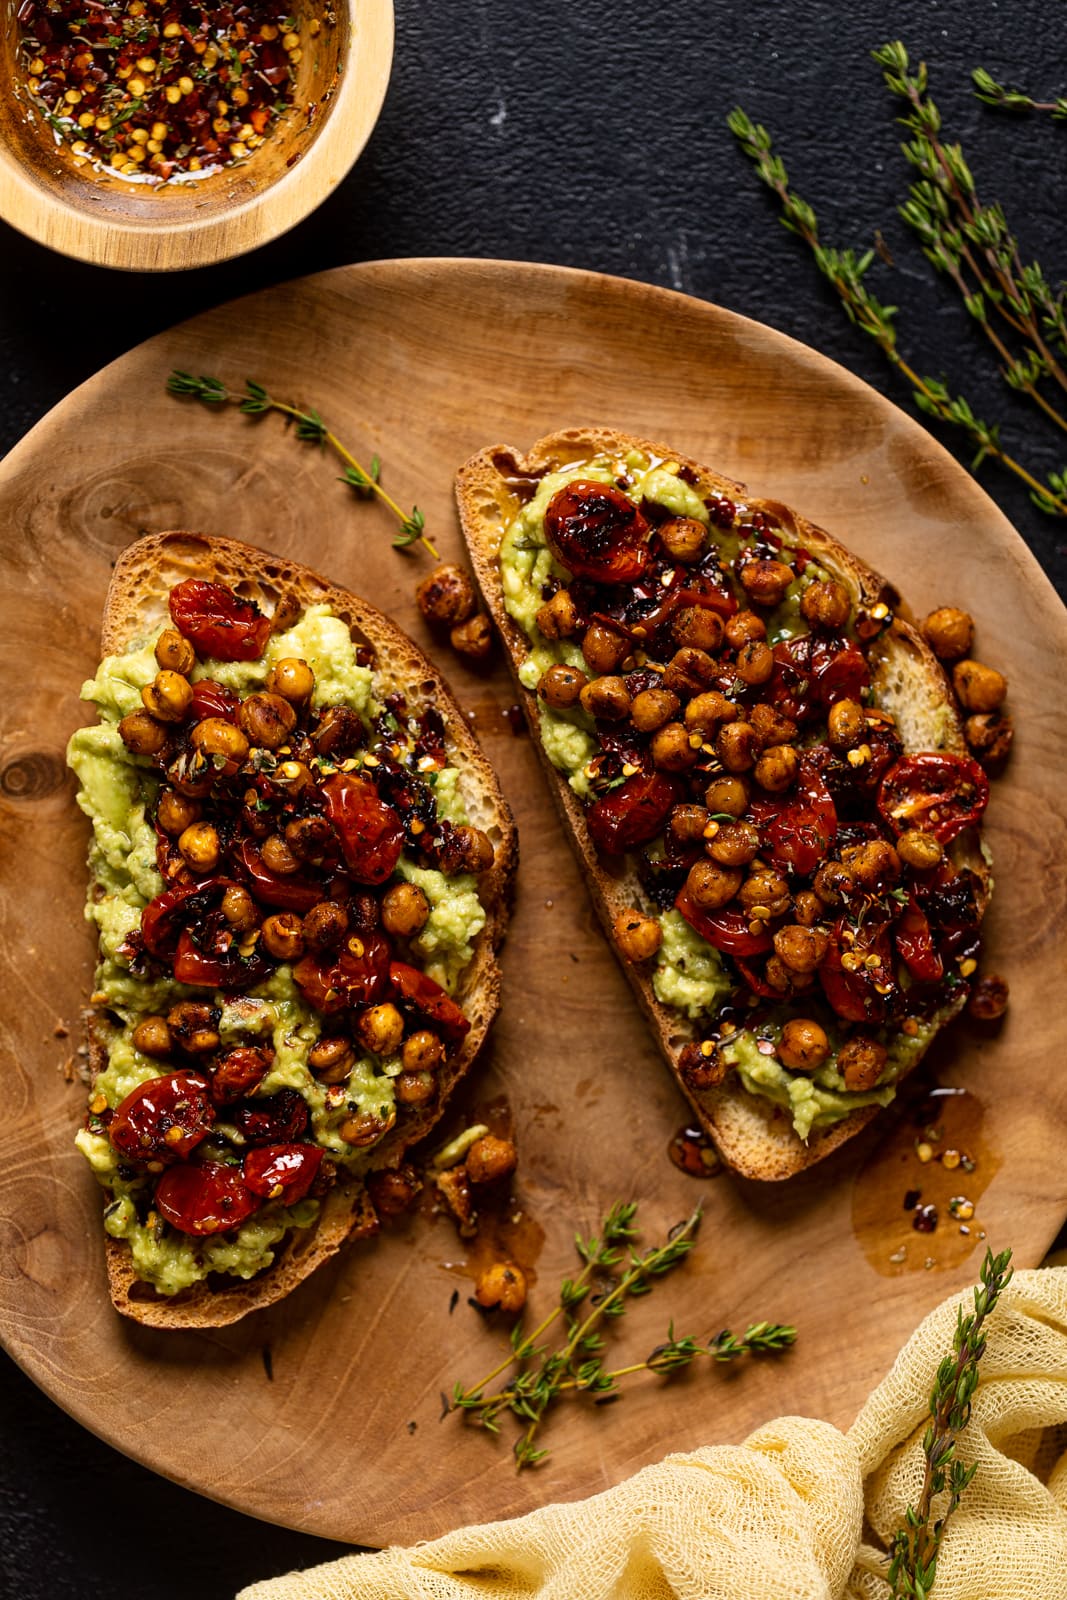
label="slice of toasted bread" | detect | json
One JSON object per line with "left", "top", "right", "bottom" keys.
{"left": 456, "top": 428, "right": 986, "bottom": 1182}
{"left": 82, "top": 531, "right": 516, "bottom": 1326}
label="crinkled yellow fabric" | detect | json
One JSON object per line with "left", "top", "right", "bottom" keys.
{"left": 242, "top": 1268, "right": 1067, "bottom": 1600}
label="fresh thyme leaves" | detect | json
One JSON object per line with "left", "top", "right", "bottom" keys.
{"left": 166, "top": 371, "right": 438, "bottom": 558}
{"left": 972, "top": 69, "right": 1067, "bottom": 122}
{"left": 449, "top": 1201, "right": 795, "bottom": 1470}
{"left": 888, "top": 1246, "right": 1014, "bottom": 1600}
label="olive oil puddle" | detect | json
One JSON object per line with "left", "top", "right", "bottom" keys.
{"left": 428, "top": 1096, "right": 545, "bottom": 1293}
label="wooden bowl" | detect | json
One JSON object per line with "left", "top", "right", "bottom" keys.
{"left": 0, "top": 0, "right": 393, "bottom": 271}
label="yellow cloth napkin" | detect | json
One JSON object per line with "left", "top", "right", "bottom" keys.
{"left": 241, "top": 1266, "right": 1067, "bottom": 1600}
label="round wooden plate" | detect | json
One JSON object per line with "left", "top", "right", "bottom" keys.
{"left": 1, "top": 260, "right": 1064, "bottom": 1546}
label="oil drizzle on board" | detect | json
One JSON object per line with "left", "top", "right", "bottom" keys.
{"left": 851, "top": 1082, "right": 1000, "bottom": 1277}
{"left": 428, "top": 1096, "right": 546, "bottom": 1295}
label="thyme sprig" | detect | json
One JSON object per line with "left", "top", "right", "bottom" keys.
{"left": 972, "top": 68, "right": 1067, "bottom": 121}
{"left": 166, "top": 371, "right": 437, "bottom": 557}
{"left": 888, "top": 1246, "right": 1014, "bottom": 1599}
{"left": 727, "top": 107, "right": 1067, "bottom": 518}
{"left": 449, "top": 1201, "right": 796, "bottom": 1470}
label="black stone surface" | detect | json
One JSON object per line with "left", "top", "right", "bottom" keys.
{"left": 1, "top": 3, "right": 1064, "bottom": 1597}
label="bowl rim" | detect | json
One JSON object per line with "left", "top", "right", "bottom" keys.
{"left": 0, "top": 0, "right": 394, "bottom": 272}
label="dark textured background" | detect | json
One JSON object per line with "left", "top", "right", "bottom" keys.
{"left": 2, "top": 2, "right": 1064, "bottom": 1596}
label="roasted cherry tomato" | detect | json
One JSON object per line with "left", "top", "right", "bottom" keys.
{"left": 211, "top": 1046, "right": 273, "bottom": 1105}
{"left": 172, "top": 929, "right": 272, "bottom": 991}
{"left": 586, "top": 772, "right": 684, "bottom": 856}
{"left": 320, "top": 773, "right": 405, "bottom": 885}
{"left": 235, "top": 839, "right": 325, "bottom": 913}
{"left": 877, "top": 753, "right": 990, "bottom": 845}
{"left": 819, "top": 917, "right": 895, "bottom": 1023}
{"left": 388, "top": 961, "right": 471, "bottom": 1039}
{"left": 732, "top": 955, "right": 782, "bottom": 1000}
{"left": 674, "top": 888, "right": 774, "bottom": 956}
{"left": 155, "top": 1161, "right": 261, "bottom": 1236}
{"left": 292, "top": 933, "right": 392, "bottom": 1013}
{"left": 141, "top": 877, "right": 229, "bottom": 958}
{"left": 190, "top": 678, "right": 240, "bottom": 722}
{"left": 243, "top": 1143, "right": 324, "bottom": 1202}
{"left": 109, "top": 1072, "right": 214, "bottom": 1164}
{"left": 748, "top": 758, "right": 837, "bottom": 877}
{"left": 544, "top": 480, "right": 651, "bottom": 584}
{"left": 169, "top": 579, "right": 272, "bottom": 662}
{"left": 894, "top": 898, "right": 944, "bottom": 983}
{"left": 231, "top": 1089, "right": 310, "bottom": 1145}
{"left": 768, "top": 636, "right": 870, "bottom": 723}
{"left": 618, "top": 579, "right": 738, "bottom": 640}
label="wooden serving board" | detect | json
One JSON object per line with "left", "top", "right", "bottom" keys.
{"left": 1, "top": 260, "right": 1064, "bottom": 1545}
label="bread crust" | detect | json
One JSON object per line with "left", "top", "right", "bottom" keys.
{"left": 455, "top": 427, "right": 986, "bottom": 1181}
{"left": 83, "top": 531, "right": 516, "bottom": 1326}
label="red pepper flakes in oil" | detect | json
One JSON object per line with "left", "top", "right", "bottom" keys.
{"left": 16, "top": 0, "right": 325, "bottom": 183}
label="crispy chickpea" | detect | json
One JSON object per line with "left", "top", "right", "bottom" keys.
{"left": 922, "top": 606, "right": 974, "bottom": 662}
{"left": 142, "top": 669, "right": 193, "bottom": 724}
{"left": 156, "top": 789, "right": 200, "bottom": 835}
{"left": 952, "top": 659, "right": 1007, "bottom": 714}
{"left": 474, "top": 1259, "right": 527, "bottom": 1313}
{"left": 274, "top": 759, "right": 313, "bottom": 795}
{"left": 613, "top": 907, "right": 663, "bottom": 962}
{"left": 812, "top": 860, "right": 856, "bottom": 907}
{"left": 651, "top": 722, "right": 698, "bottom": 772}
{"left": 749, "top": 702, "right": 797, "bottom": 749}
{"left": 707, "top": 820, "right": 760, "bottom": 867}
{"left": 735, "top": 639, "right": 774, "bottom": 685}
{"left": 738, "top": 558, "right": 794, "bottom": 607}
{"left": 267, "top": 656, "right": 315, "bottom": 703}
{"left": 260, "top": 912, "right": 305, "bottom": 961}
{"left": 537, "top": 663, "right": 587, "bottom": 709}
{"left": 580, "top": 675, "right": 631, "bottom": 721}
{"left": 341, "top": 1109, "right": 393, "bottom": 1147}
{"left": 118, "top": 709, "right": 168, "bottom": 757}
{"left": 658, "top": 515, "right": 707, "bottom": 563}
{"left": 357, "top": 1002, "right": 405, "bottom": 1056}
{"left": 191, "top": 717, "right": 250, "bottom": 764}
{"left": 178, "top": 821, "right": 220, "bottom": 873}
{"left": 396, "top": 1070, "right": 436, "bottom": 1106}
{"left": 841, "top": 839, "right": 901, "bottom": 888}
{"left": 686, "top": 858, "right": 742, "bottom": 910}
{"left": 965, "top": 711, "right": 1014, "bottom": 766}
{"left": 237, "top": 691, "right": 297, "bottom": 750}
{"left": 535, "top": 587, "right": 580, "bottom": 639}
{"left": 454, "top": 825, "right": 495, "bottom": 873}
{"left": 678, "top": 1039, "right": 729, "bottom": 1090}
{"left": 778, "top": 1018, "right": 830, "bottom": 1072}
{"left": 663, "top": 646, "right": 718, "bottom": 696}
{"left": 800, "top": 579, "right": 850, "bottom": 631}
{"left": 466, "top": 1135, "right": 518, "bottom": 1185}
{"left": 672, "top": 606, "right": 724, "bottom": 653}
{"left": 302, "top": 900, "right": 350, "bottom": 953}
{"left": 311, "top": 705, "right": 364, "bottom": 756}
{"left": 284, "top": 815, "right": 333, "bottom": 861}
{"left": 704, "top": 775, "right": 749, "bottom": 816}
{"left": 724, "top": 610, "right": 766, "bottom": 650}
{"left": 967, "top": 973, "right": 1009, "bottom": 1022}
{"left": 717, "top": 721, "right": 758, "bottom": 773}
{"left": 668, "top": 803, "right": 711, "bottom": 844}
{"left": 221, "top": 885, "right": 258, "bottom": 931}
{"left": 402, "top": 1030, "right": 445, "bottom": 1073}
{"left": 167, "top": 1001, "right": 219, "bottom": 1055}
{"left": 897, "top": 830, "right": 944, "bottom": 871}
{"left": 366, "top": 1166, "right": 422, "bottom": 1216}
{"left": 739, "top": 868, "right": 791, "bottom": 917}
{"left": 773, "top": 923, "right": 829, "bottom": 974}
{"left": 684, "top": 691, "right": 737, "bottom": 737}
{"left": 838, "top": 1035, "right": 888, "bottom": 1092}
{"left": 415, "top": 563, "right": 476, "bottom": 626}
{"left": 450, "top": 615, "right": 494, "bottom": 661}
{"left": 581, "top": 621, "right": 629, "bottom": 674}
{"left": 827, "top": 698, "right": 866, "bottom": 749}
{"left": 308, "top": 1036, "right": 355, "bottom": 1083}
{"left": 261, "top": 834, "right": 300, "bottom": 875}
{"left": 765, "top": 955, "right": 814, "bottom": 994}
{"left": 630, "top": 686, "right": 680, "bottom": 733}
{"left": 132, "top": 1015, "right": 172, "bottom": 1058}
{"left": 381, "top": 881, "right": 431, "bottom": 937}
{"left": 155, "top": 627, "right": 196, "bottom": 674}
{"left": 792, "top": 889, "right": 824, "bottom": 928}
{"left": 754, "top": 743, "right": 799, "bottom": 793}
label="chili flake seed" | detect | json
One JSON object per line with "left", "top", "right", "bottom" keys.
{"left": 347, "top": 936, "right": 366, "bottom": 957}
{"left": 621, "top": 762, "right": 639, "bottom": 777}
{"left": 949, "top": 1196, "right": 975, "bottom": 1220}
{"left": 941, "top": 1148, "right": 962, "bottom": 1170}
{"left": 871, "top": 602, "right": 890, "bottom": 620}
{"left": 89, "top": 1092, "right": 108, "bottom": 1115}
{"left": 916, "top": 1141, "right": 934, "bottom": 1163}
{"left": 959, "top": 957, "right": 978, "bottom": 978}
{"left": 699, "top": 1039, "right": 716, "bottom": 1057}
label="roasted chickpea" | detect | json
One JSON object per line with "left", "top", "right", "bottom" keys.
{"left": 778, "top": 1019, "right": 830, "bottom": 1072}
{"left": 274, "top": 760, "right": 313, "bottom": 795}
{"left": 211, "top": 1045, "right": 274, "bottom": 1104}
{"left": 402, "top": 1030, "right": 445, "bottom": 1073}
{"left": 237, "top": 691, "right": 297, "bottom": 750}
{"left": 658, "top": 515, "right": 707, "bottom": 563}
{"left": 310, "top": 705, "right": 364, "bottom": 756}
{"left": 749, "top": 702, "right": 797, "bottom": 749}
{"left": 284, "top": 815, "right": 333, "bottom": 861}
{"left": 357, "top": 1002, "right": 405, "bottom": 1056}
{"left": 261, "top": 835, "right": 300, "bottom": 875}
{"left": 707, "top": 820, "right": 760, "bottom": 867}
{"left": 922, "top": 606, "right": 974, "bottom": 662}
{"left": 415, "top": 563, "right": 476, "bottom": 626}
{"left": 672, "top": 607, "right": 724, "bottom": 653}
{"left": 396, "top": 1070, "right": 436, "bottom": 1106}
{"left": 261, "top": 912, "right": 305, "bottom": 961}
{"left": 166, "top": 1001, "right": 219, "bottom": 1055}
{"left": 662, "top": 646, "right": 718, "bottom": 696}
{"left": 678, "top": 1039, "right": 729, "bottom": 1090}
{"left": 841, "top": 838, "right": 901, "bottom": 888}
{"left": 580, "top": 675, "right": 631, "bottom": 721}
{"left": 764, "top": 955, "right": 814, "bottom": 994}
{"left": 613, "top": 907, "right": 663, "bottom": 962}
{"left": 535, "top": 587, "right": 580, "bottom": 639}
{"left": 302, "top": 900, "right": 350, "bottom": 953}
{"left": 668, "top": 803, "right": 711, "bottom": 844}
{"left": 366, "top": 1165, "right": 422, "bottom": 1216}
{"left": 308, "top": 1036, "right": 355, "bottom": 1083}
{"left": 630, "top": 686, "right": 680, "bottom": 733}
{"left": 800, "top": 579, "right": 851, "bottom": 631}
{"left": 738, "top": 558, "right": 794, "bottom": 607}
{"left": 450, "top": 615, "right": 494, "bottom": 661}
{"left": 965, "top": 711, "right": 1014, "bottom": 766}
{"left": 704, "top": 775, "right": 749, "bottom": 816}
{"left": 154, "top": 627, "right": 196, "bottom": 675}
{"left": 474, "top": 1259, "right": 527, "bottom": 1313}
{"left": 717, "top": 721, "right": 758, "bottom": 773}
{"left": 537, "top": 663, "right": 587, "bottom": 709}
{"left": 651, "top": 722, "right": 699, "bottom": 772}
{"left": 952, "top": 659, "right": 1007, "bottom": 714}
{"left": 156, "top": 789, "right": 200, "bottom": 835}
{"left": 684, "top": 691, "right": 737, "bottom": 737}
{"left": 142, "top": 669, "right": 193, "bottom": 724}
{"left": 178, "top": 821, "right": 220, "bottom": 873}
{"left": 739, "top": 868, "right": 791, "bottom": 918}
{"left": 453, "top": 825, "right": 495, "bottom": 873}
{"left": 132, "top": 1016, "right": 172, "bottom": 1058}
{"left": 466, "top": 1134, "right": 518, "bottom": 1185}
{"left": 724, "top": 610, "right": 767, "bottom": 650}
{"left": 341, "top": 1109, "right": 394, "bottom": 1147}
{"left": 118, "top": 709, "right": 168, "bottom": 757}
{"left": 221, "top": 885, "right": 258, "bottom": 931}
{"left": 267, "top": 656, "right": 315, "bottom": 703}
{"left": 581, "top": 621, "right": 629, "bottom": 675}
{"left": 827, "top": 698, "right": 866, "bottom": 749}
{"left": 191, "top": 717, "right": 250, "bottom": 764}
{"left": 897, "top": 830, "right": 944, "bottom": 871}
{"left": 792, "top": 890, "right": 824, "bottom": 927}
{"left": 686, "top": 858, "right": 742, "bottom": 910}
{"left": 967, "top": 973, "right": 1009, "bottom": 1022}
{"left": 754, "top": 743, "right": 799, "bottom": 793}
{"left": 773, "top": 923, "right": 830, "bottom": 974}
{"left": 735, "top": 639, "right": 774, "bottom": 685}
{"left": 812, "top": 860, "right": 856, "bottom": 908}
{"left": 838, "top": 1035, "right": 888, "bottom": 1091}
{"left": 381, "top": 881, "right": 431, "bottom": 937}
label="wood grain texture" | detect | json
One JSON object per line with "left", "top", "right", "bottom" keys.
{"left": 0, "top": 259, "right": 1064, "bottom": 1547}
{"left": 0, "top": 0, "right": 393, "bottom": 271}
